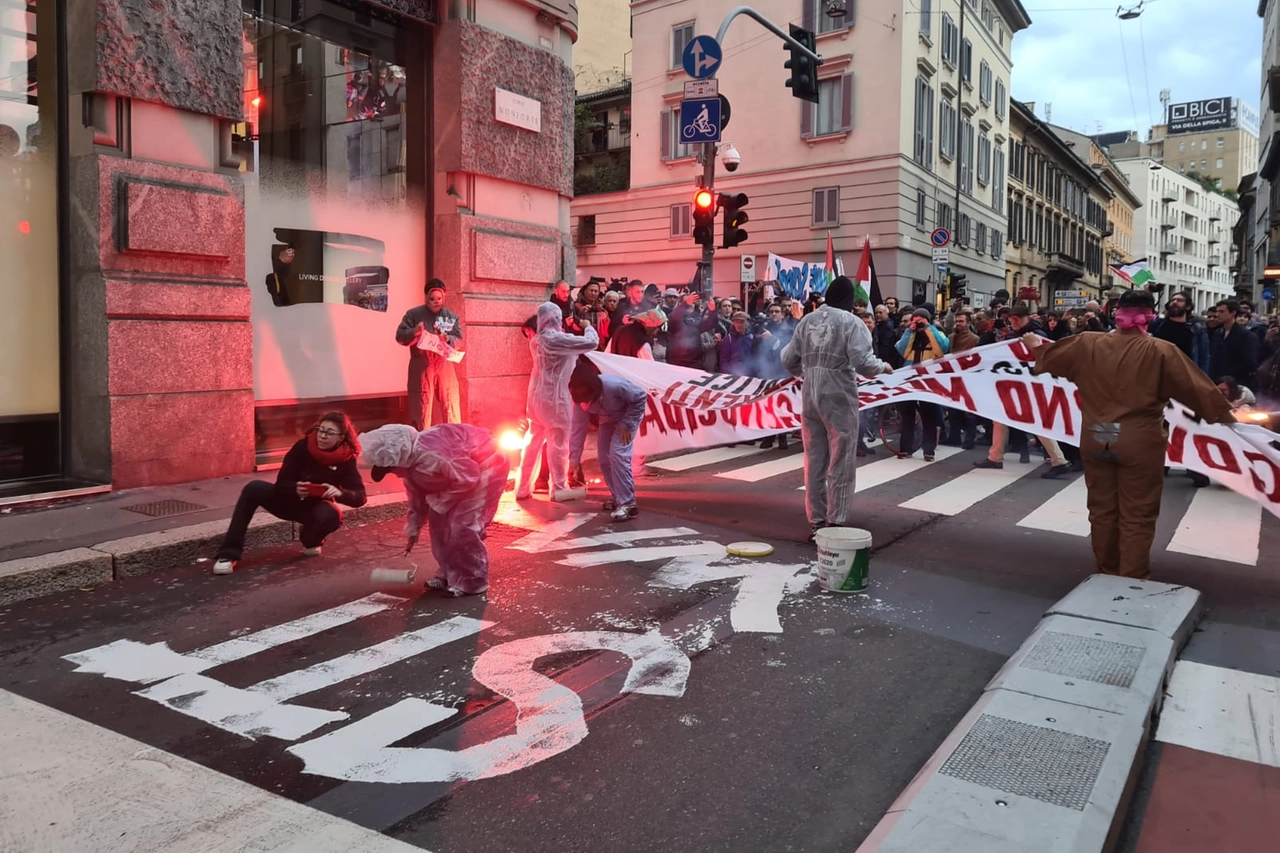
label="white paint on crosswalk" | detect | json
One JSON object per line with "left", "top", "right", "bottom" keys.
{"left": 1016, "top": 477, "right": 1091, "bottom": 537}
{"left": 647, "top": 444, "right": 767, "bottom": 472}
{"left": 899, "top": 463, "right": 1039, "bottom": 516}
{"left": 558, "top": 542, "right": 726, "bottom": 568}
{"left": 716, "top": 453, "right": 804, "bottom": 483}
{"left": 1166, "top": 487, "right": 1263, "bottom": 566}
{"left": 1155, "top": 660, "right": 1280, "bottom": 769}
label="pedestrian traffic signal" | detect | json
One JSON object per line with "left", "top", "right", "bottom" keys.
{"left": 784, "top": 24, "right": 820, "bottom": 104}
{"left": 692, "top": 189, "right": 716, "bottom": 246}
{"left": 949, "top": 274, "right": 967, "bottom": 299}
{"left": 719, "top": 192, "right": 749, "bottom": 249}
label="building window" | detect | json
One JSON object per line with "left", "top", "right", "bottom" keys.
{"left": 1215, "top": 157, "right": 1224, "bottom": 169}
{"left": 577, "top": 215, "right": 597, "bottom": 246}
{"left": 991, "top": 229, "right": 1003, "bottom": 259}
{"left": 981, "top": 0, "right": 995, "bottom": 30}
{"left": 670, "top": 203, "right": 691, "bottom": 238}
{"left": 1216, "top": 137, "right": 1225, "bottom": 148}
{"left": 671, "top": 22, "right": 694, "bottom": 70}
{"left": 977, "top": 133, "right": 991, "bottom": 185}
{"left": 958, "top": 212, "right": 971, "bottom": 246}
{"left": 802, "top": 75, "right": 855, "bottom": 138}
{"left": 660, "top": 108, "right": 695, "bottom": 160}
{"left": 975, "top": 222, "right": 987, "bottom": 255}
{"left": 1201, "top": 140, "right": 1208, "bottom": 150}
{"left": 992, "top": 146, "right": 1005, "bottom": 213}
{"left": 960, "top": 118, "right": 975, "bottom": 195}
{"left": 919, "top": 0, "right": 932, "bottom": 38}
{"left": 941, "top": 13, "right": 958, "bottom": 66}
{"left": 979, "top": 61, "right": 992, "bottom": 105}
{"left": 813, "top": 187, "right": 840, "bottom": 228}
{"left": 913, "top": 76, "right": 935, "bottom": 171}
{"left": 916, "top": 188, "right": 928, "bottom": 229}
{"left": 1179, "top": 141, "right": 1185, "bottom": 152}
{"left": 940, "top": 98, "right": 957, "bottom": 160}
{"left": 814, "top": 0, "right": 854, "bottom": 33}
{"left": 961, "top": 38, "right": 972, "bottom": 84}
{"left": 937, "top": 200, "right": 953, "bottom": 232}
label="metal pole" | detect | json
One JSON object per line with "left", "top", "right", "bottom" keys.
{"left": 716, "top": 6, "right": 822, "bottom": 61}
{"left": 701, "top": 143, "right": 717, "bottom": 301}
{"left": 952, "top": 0, "right": 965, "bottom": 307}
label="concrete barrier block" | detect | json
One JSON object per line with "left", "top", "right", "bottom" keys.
{"left": 1047, "top": 574, "right": 1202, "bottom": 647}
{"left": 983, "top": 614, "right": 1176, "bottom": 720}
{"left": 345, "top": 492, "right": 408, "bottom": 527}
{"left": 94, "top": 516, "right": 294, "bottom": 578}
{"left": 0, "top": 549, "right": 114, "bottom": 605}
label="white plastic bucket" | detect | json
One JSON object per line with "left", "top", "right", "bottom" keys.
{"left": 814, "top": 527, "right": 872, "bottom": 593}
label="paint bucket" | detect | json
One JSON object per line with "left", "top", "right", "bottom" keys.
{"left": 814, "top": 527, "right": 872, "bottom": 593}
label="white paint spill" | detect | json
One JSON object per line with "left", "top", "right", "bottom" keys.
{"left": 507, "top": 513, "right": 597, "bottom": 553}
{"left": 286, "top": 631, "right": 690, "bottom": 783}
{"left": 534, "top": 527, "right": 702, "bottom": 553}
{"left": 557, "top": 542, "right": 727, "bottom": 568}
{"left": 649, "top": 556, "right": 814, "bottom": 634}
{"left": 678, "top": 714, "right": 700, "bottom": 727}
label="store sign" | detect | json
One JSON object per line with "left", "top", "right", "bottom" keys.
{"left": 495, "top": 88, "right": 542, "bottom": 133}
{"left": 1237, "top": 100, "right": 1261, "bottom": 137}
{"left": 1167, "top": 97, "right": 1232, "bottom": 134}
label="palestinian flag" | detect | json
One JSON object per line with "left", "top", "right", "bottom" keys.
{"left": 1110, "top": 259, "right": 1156, "bottom": 289}
{"left": 855, "top": 238, "right": 884, "bottom": 306}
{"left": 825, "top": 232, "right": 837, "bottom": 293}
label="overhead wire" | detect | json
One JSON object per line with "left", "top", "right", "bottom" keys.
{"left": 1116, "top": 18, "right": 1143, "bottom": 134}
{"left": 1137, "top": 14, "right": 1155, "bottom": 130}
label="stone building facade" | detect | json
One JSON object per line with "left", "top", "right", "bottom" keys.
{"left": 0, "top": 0, "right": 578, "bottom": 498}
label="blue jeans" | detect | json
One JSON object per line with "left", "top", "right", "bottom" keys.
{"left": 597, "top": 417, "right": 637, "bottom": 506}
{"left": 569, "top": 405, "right": 590, "bottom": 466}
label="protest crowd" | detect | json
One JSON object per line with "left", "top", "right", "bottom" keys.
{"left": 207, "top": 271, "right": 1280, "bottom": 592}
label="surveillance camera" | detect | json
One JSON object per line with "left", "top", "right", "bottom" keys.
{"left": 719, "top": 143, "right": 741, "bottom": 172}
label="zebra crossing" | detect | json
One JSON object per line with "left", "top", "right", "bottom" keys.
{"left": 645, "top": 443, "right": 1275, "bottom": 568}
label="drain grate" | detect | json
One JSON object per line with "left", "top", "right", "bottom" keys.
{"left": 121, "top": 499, "right": 208, "bottom": 518}
{"left": 1020, "top": 631, "right": 1145, "bottom": 688}
{"left": 938, "top": 714, "right": 1110, "bottom": 811}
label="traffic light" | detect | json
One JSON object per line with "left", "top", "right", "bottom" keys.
{"left": 784, "top": 24, "right": 820, "bottom": 104}
{"left": 719, "top": 192, "right": 749, "bottom": 249}
{"left": 949, "top": 274, "right": 967, "bottom": 299}
{"left": 692, "top": 189, "right": 716, "bottom": 247}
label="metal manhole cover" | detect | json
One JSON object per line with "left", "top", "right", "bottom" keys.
{"left": 938, "top": 714, "right": 1110, "bottom": 811}
{"left": 1021, "top": 631, "right": 1144, "bottom": 688}
{"left": 121, "top": 499, "right": 207, "bottom": 518}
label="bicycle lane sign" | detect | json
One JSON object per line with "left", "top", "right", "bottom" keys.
{"left": 680, "top": 97, "right": 721, "bottom": 144}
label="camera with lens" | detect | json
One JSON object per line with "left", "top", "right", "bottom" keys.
{"left": 909, "top": 316, "right": 929, "bottom": 331}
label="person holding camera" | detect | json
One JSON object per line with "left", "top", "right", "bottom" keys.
{"left": 666, "top": 292, "right": 720, "bottom": 369}
{"left": 719, "top": 311, "right": 755, "bottom": 375}
{"left": 893, "top": 308, "right": 951, "bottom": 461}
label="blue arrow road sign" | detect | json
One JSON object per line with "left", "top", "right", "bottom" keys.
{"left": 679, "top": 98, "right": 721, "bottom": 144}
{"left": 682, "top": 35, "right": 722, "bottom": 80}
{"left": 1264, "top": 287, "right": 1275, "bottom": 300}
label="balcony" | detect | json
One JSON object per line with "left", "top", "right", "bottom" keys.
{"left": 1208, "top": 234, "right": 1221, "bottom": 245}
{"left": 1209, "top": 211, "right": 1221, "bottom": 222}
{"left": 1159, "top": 215, "right": 1175, "bottom": 230}
{"left": 1047, "top": 252, "right": 1086, "bottom": 277}
{"left": 1208, "top": 254, "right": 1222, "bottom": 267}
{"left": 1160, "top": 242, "right": 1178, "bottom": 255}
{"left": 1161, "top": 187, "right": 1177, "bottom": 202}
{"left": 1101, "top": 220, "right": 1115, "bottom": 237}
{"left": 583, "top": 125, "right": 631, "bottom": 155}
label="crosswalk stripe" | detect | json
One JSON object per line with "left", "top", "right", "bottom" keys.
{"left": 716, "top": 453, "right": 805, "bottom": 483}
{"left": 899, "top": 463, "right": 1039, "bottom": 516}
{"left": 647, "top": 444, "right": 767, "bottom": 472}
{"left": 1155, "top": 660, "right": 1280, "bottom": 768}
{"left": 1166, "top": 487, "right": 1263, "bottom": 567}
{"left": 1016, "top": 477, "right": 1091, "bottom": 537}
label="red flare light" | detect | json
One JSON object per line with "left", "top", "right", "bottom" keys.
{"left": 17, "top": 220, "right": 30, "bottom": 235}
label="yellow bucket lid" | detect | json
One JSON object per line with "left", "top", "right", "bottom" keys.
{"left": 725, "top": 541, "right": 775, "bottom": 557}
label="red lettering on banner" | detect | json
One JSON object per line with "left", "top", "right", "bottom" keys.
{"left": 663, "top": 383, "right": 698, "bottom": 407}
{"left": 921, "top": 377, "right": 976, "bottom": 411}
{"left": 640, "top": 397, "right": 668, "bottom": 438}
{"left": 776, "top": 394, "right": 798, "bottom": 429}
{"left": 996, "top": 380, "right": 1035, "bottom": 424}
{"left": 1166, "top": 427, "right": 1188, "bottom": 463}
{"left": 1008, "top": 341, "right": 1034, "bottom": 362}
{"left": 1032, "top": 385, "right": 1074, "bottom": 437}
{"left": 956, "top": 353, "right": 982, "bottom": 371}
{"left": 697, "top": 407, "right": 717, "bottom": 427}
{"left": 1193, "top": 435, "right": 1242, "bottom": 474}
{"left": 1243, "top": 452, "right": 1280, "bottom": 502}
{"left": 691, "top": 388, "right": 723, "bottom": 409}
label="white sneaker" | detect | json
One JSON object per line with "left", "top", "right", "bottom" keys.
{"left": 301, "top": 546, "right": 322, "bottom": 557}
{"left": 610, "top": 503, "right": 638, "bottom": 522}
{"left": 213, "top": 559, "right": 236, "bottom": 575}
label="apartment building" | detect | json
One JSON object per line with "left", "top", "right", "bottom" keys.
{"left": 1146, "top": 98, "right": 1260, "bottom": 193}
{"left": 1049, "top": 125, "right": 1143, "bottom": 287}
{"left": 570, "top": 0, "right": 1031, "bottom": 305}
{"left": 1115, "top": 158, "right": 1240, "bottom": 312}
{"left": 1004, "top": 101, "right": 1113, "bottom": 307}
{"left": 1254, "top": 1, "right": 1280, "bottom": 309}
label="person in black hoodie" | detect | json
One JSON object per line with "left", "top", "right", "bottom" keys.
{"left": 212, "top": 412, "right": 367, "bottom": 574}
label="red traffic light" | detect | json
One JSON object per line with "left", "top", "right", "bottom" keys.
{"left": 694, "top": 189, "right": 714, "bottom": 211}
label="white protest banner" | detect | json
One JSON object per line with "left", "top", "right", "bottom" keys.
{"left": 417, "top": 333, "right": 465, "bottom": 363}
{"left": 585, "top": 342, "right": 1280, "bottom": 519}
{"left": 766, "top": 253, "right": 832, "bottom": 301}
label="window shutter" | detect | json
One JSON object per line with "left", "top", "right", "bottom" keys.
{"left": 801, "top": 100, "right": 814, "bottom": 138}
{"left": 839, "top": 73, "right": 854, "bottom": 132}
{"left": 660, "top": 110, "right": 671, "bottom": 160}
{"left": 827, "top": 188, "right": 839, "bottom": 225}
{"left": 802, "top": 0, "right": 815, "bottom": 31}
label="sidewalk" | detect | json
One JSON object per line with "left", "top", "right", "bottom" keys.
{"left": 0, "top": 467, "right": 412, "bottom": 606}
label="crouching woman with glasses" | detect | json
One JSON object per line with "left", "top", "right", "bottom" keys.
{"left": 212, "top": 412, "right": 367, "bottom": 575}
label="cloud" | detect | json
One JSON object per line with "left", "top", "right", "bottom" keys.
{"left": 1011, "top": 0, "right": 1262, "bottom": 136}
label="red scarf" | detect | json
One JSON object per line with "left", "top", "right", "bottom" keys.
{"left": 307, "top": 431, "right": 356, "bottom": 466}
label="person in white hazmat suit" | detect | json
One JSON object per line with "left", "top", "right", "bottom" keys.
{"left": 361, "top": 423, "right": 509, "bottom": 596}
{"left": 517, "top": 302, "right": 600, "bottom": 500}
{"left": 781, "top": 276, "right": 893, "bottom": 542}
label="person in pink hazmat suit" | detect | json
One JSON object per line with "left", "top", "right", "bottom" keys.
{"left": 361, "top": 423, "right": 509, "bottom": 596}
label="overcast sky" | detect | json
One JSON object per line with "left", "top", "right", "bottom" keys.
{"left": 1011, "top": 0, "right": 1263, "bottom": 136}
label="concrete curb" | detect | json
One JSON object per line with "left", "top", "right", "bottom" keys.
{"left": 856, "top": 574, "right": 1203, "bottom": 853}
{"left": 0, "top": 495, "right": 410, "bottom": 606}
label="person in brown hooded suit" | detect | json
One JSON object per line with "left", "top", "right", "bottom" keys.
{"left": 1022, "top": 289, "right": 1236, "bottom": 580}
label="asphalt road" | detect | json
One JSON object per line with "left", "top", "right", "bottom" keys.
{"left": 2, "top": 440, "right": 1276, "bottom": 852}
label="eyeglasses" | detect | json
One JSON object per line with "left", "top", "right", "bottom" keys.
{"left": 316, "top": 428, "right": 343, "bottom": 438}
